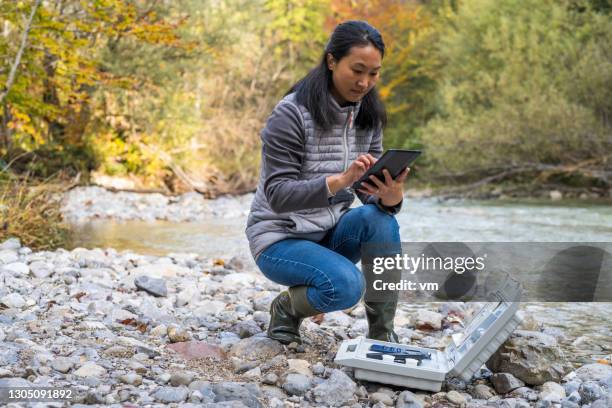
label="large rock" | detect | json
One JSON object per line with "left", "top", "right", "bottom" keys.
{"left": 229, "top": 336, "right": 284, "bottom": 361}
{"left": 312, "top": 369, "right": 357, "bottom": 407}
{"left": 573, "top": 364, "right": 612, "bottom": 383}
{"left": 486, "top": 330, "right": 570, "bottom": 385}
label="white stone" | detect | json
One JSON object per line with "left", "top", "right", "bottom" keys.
{"left": 0, "top": 293, "right": 26, "bottom": 309}
{"left": 1, "top": 262, "right": 29, "bottom": 276}
{"left": 221, "top": 273, "right": 256, "bottom": 288}
{"left": 0, "top": 250, "right": 18, "bottom": 264}
{"left": 287, "top": 359, "right": 312, "bottom": 378}
{"left": 194, "top": 300, "right": 226, "bottom": 316}
{"left": 130, "top": 264, "right": 191, "bottom": 279}
{"left": 0, "top": 238, "right": 20, "bottom": 250}
{"left": 73, "top": 362, "right": 107, "bottom": 378}
{"left": 539, "top": 381, "right": 566, "bottom": 402}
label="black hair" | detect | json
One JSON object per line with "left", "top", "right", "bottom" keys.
{"left": 286, "top": 20, "right": 387, "bottom": 131}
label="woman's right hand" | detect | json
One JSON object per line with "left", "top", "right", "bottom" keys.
{"left": 326, "top": 153, "right": 377, "bottom": 195}
{"left": 341, "top": 154, "right": 377, "bottom": 186}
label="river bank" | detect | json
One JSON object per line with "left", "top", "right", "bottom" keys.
{"left": 1, "top": 238, "right": 611, "bottom": 407}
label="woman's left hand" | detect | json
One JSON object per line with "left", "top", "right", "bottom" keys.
{"left": 357, "top": 167, "right": 410, "bottom": 207}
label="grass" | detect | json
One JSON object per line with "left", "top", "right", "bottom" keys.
{"left": 0, "top": 171, "right": 71, "bottom": 251}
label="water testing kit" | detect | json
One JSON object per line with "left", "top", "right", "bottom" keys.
{"left": 335, "top": 293, "right": 522, "bottom": 391}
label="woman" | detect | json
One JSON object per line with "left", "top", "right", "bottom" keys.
{"left": 245, "top": 20, "right": 409, "bottom": 345}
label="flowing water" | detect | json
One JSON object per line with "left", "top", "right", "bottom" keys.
{"left": 69, "top": 196, "right": 612, "bottom": 366}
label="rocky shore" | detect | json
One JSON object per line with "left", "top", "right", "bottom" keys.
{"left": 61, "top": 187, "right": 253, "bottom": 223}
{"left": 1, "top": 237, "right": 611, "bottom": 407}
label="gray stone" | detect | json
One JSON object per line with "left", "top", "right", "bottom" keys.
{"left": 152, "top": 386, "right": 189, "bottom": 403}
{"left": 312, "top": 361, "right": 325, "bottom": 376}
{"left": 446, "top": 390, "right": 466, "bottom": 406}
{"left": 579, "top": 381, "right": 604, "bottom": 404}
{"left": 230, "top": 320, "right": 262, "bottom": 339}
{"left": 445, "top": 377, "right": 467, "bottom": 391}
{"left": 370, "top": 391, "right": 394, "bottom": 406}
{"left": 134, "top": 275, "right": 168, "bottom": 297}
{"left": 212, "top": 382, "right": 263, "bottom": 408}
{"left": 471, "top": 384, "right": 495, "bottom": 400}
{"left": 487, "top": 330, "right": 570, "bottom": 385}
{"left": 282, "top": 373, "right": 311, "bottom": 396}
{"left": 563, "top": 380, "right": 581, "bottom": 396}
{"left": 170, "top": 371, "right": 195, "bottom": 386}
{"left": 508, "top": 386, "right": 539, "bottom": 401}
{"left": 574, "top": 363, "right": 612, "bottom": 383}
{"left": 492, "top": 372, "right": 525, "bottom": 394}
{"left": 396, "top": 391, "right": 423, "bottom": 408}
{"left": 51, "top": 357, "right": 74, "bottom": 373}
{"left": 230, "top": 336, "right": 284, "bottom": 361}
{"left": 188, "top": 380, "right": 216, "bottom": 403}
{"left": 560, "top": 398, "right": 580, "bottom": 408}
{"left": 312, "top": 369, "right": 357, "bottom": 407}
{"left": 262, "top": 373, "right": 278, "bottom": 385}
{"left": 0, "top": 377, "right": 32, "bottom": 387}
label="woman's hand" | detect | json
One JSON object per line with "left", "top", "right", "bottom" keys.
{"left": 358, "top": 167, "right": 410, "bottom": 207}
{"left": 326, "top": 154, "right": 377, "bottom": 195}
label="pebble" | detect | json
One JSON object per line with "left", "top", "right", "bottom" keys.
{"left": 0, "top": 293, "right": 26, "bottom": 308}
{"left": 282, "top": 373, "right": 311, "bottom": 396}
{"left": 152, "top": 386, "right": 189, "bottom": 403}
{"left": 51, "top": 357, "right": 74, "bottom": 373}
{"left": 119, "top": 372, "right": 142, "bottom": 386}
{"left": 312, "top": 369, "right": 357, "bottom": 406}
{"left": 73, "top": 362, "right": 107, "bottom": 378}
{"left": 170, "top": 371, "right": 195, "bottom": 386}
{"left": 370, "top": 391, "right": 394, "bottom": 406}
{"left": 492, "top": 372, "right": 526, "bottom": 394}
{"left": 134, "top": 275, "right": 168, "bottom": 297}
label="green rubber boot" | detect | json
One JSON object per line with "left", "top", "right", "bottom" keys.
{"left": 365, "top": 296, "right": 400, "bottom": 343}
{"left": 267, "top": 285, "right": 321, "bottom": 345}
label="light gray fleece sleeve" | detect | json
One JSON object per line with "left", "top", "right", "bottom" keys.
{"left": 262, "top": 101, "right": 331, "bottom": 214}
{"left": 356, "top": 126, "right": 404, "bottom": 215}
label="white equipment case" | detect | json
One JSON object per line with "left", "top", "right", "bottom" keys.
{"left": 335, "top": 288, "right": 522, "bottom": 391}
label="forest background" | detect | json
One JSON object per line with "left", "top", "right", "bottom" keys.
{"left": 1, "top": 0, "right": 611, "bottom": 217}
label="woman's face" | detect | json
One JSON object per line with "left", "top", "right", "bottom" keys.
{"left": 327, "top": 44, "right": 382, "bottom": 105}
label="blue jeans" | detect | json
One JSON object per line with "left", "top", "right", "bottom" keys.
{"left": 255, "top": 204, "right": 401, "bottom": 313}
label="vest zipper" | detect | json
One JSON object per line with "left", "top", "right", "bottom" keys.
{"left": 330, "top": 108, "right": 354, "bottom": 225}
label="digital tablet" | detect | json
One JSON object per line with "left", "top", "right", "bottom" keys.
{"left": 351, "top": 149, "right": 421, "bottom": 191}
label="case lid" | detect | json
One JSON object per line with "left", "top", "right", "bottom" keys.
{"left": 445, "top": 277, "right": 522, "bottom": 381}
